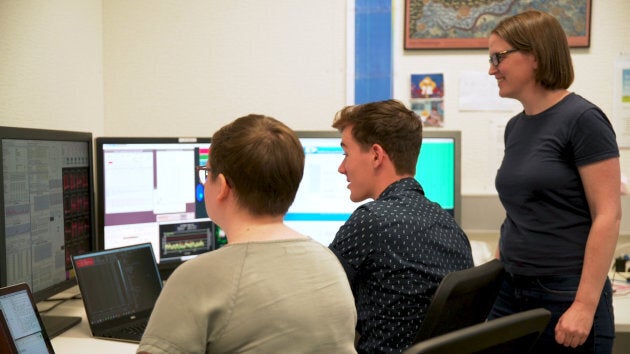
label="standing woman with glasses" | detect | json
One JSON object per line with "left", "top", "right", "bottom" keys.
{"left": 488, "top": 10, "right": 620, "bottom": 353}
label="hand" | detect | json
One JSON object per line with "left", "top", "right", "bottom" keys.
{"left": 554, "top": 303, "right": 594, "bottom": 348}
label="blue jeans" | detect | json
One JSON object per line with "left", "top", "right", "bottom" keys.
{"left": 488, "top": 274, "right": 615, "bottom": 354}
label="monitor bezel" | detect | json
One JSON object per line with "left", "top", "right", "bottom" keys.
{"left": 94, "top": 136, "right": 212, "bottom": 277}
{"left": 0, "top": 125, "right": 96, "bottom": 302}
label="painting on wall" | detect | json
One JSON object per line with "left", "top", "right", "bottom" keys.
{"left": 405, "top": 0, "right": 591, "bottom": 49}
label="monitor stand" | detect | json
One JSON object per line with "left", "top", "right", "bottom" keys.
{"left": 41, "top": 315, "right": 81, "bottom": 339}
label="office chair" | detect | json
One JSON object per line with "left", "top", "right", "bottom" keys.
{"left": 402, "top": 308, "right": 551, "bottom": 354}
{"left": 413, "top": 258, "right": 505, "bottom": 343}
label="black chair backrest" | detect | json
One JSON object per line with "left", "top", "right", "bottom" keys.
{"left": 403, "top": 308, "right": 551, "bottom": 354}
{"left": 413, "top": 258, "right": 505, "bottom": 343}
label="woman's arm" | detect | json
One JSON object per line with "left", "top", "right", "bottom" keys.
{"left": 555, "top": 157, "right": 621, "bottom": 348}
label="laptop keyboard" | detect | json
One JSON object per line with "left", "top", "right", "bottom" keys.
{"left": 102, "top": 319, "right": 148, "bottom": 341}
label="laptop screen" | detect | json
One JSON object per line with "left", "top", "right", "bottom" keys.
{"left": 0, "top": 284, "right": 55, "bottom": 354}
{"left": 72, "top": 243, "right": 162, "bottom": 326}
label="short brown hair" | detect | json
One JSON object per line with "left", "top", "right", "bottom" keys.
{"left": 491, "top": 10, "right": 574, "bottom": 90}
{"left": 209, "top": 114, "right": 304, "bottom": 216}
{"left": 332, "top": 99, "right": 423, "bottom": 175}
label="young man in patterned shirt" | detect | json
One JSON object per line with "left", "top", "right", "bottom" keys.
{"left": 329, "top": 99, "right": 474, "bottom": 353}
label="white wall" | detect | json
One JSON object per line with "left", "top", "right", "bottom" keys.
{"left": 2, "top": 0, "right": 630, "bottom": 229}
{"left": 0, "top": 0, "right": 104, "bottom": 135}
{"left": 102, "top": 0, "right": 347, "bottom": 137}
{"left": 100, "top": 0, "right": 630, "bottom": 195}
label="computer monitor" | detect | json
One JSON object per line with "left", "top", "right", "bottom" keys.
{"left": 0, "top": 126, "right": 95, "bottom": 302}
{"left": 95, "top": 137, "right": 220, "bottom": 276}
{"left": 288, "top": 130, "right": 461, "bottom": 246}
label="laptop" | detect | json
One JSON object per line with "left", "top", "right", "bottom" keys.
{"left": 0, "top": 283, "right": 56, "bottom": 354}
{"left": 71, "top": 243, "right": 163, "bottom": 343}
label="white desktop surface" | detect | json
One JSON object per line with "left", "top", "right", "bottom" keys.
{"left": 42, "top": 283, "right": 630, "bottom": 353}
{"left": 44, "top": 286, "right": 138, "bottom": 354}
{"left": 612, "top": 271, "right": 630, "bottom": 333}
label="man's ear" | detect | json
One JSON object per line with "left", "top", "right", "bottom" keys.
{"left": 371, "top": 144, "right": 386, "bottom": 167}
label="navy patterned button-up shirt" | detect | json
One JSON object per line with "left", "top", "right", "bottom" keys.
{"left": 330, "top": 178, "right": 474, "bottom": 354}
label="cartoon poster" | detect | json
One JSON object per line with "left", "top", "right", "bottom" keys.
{"left": 411, "top": 73, "right": 444, "bottom": 127}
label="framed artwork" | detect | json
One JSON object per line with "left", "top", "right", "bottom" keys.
{"left": 405, "top": 0, "right": 591, "bottom": 49}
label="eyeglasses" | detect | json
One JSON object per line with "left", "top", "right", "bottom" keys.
{"left": 489, "top": 49, "right": 518, "bottom": 67}
{"left": 196, "top": 165, "right": 211, "bottom": 184}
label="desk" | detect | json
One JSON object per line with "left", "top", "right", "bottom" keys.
{"left": 612, "top": 270, "right": 630, "bottom": 332}
{"left": 614, "top": 292, "right": 630, "bottom": 332}
{"left": 42, "top": 285, "right": 630, "bottom": 353}
{"left": 44, "top": 286, "right": 137, "bottom": 354}
{"left": 613, "top": 291, "right": 630, "bottom": 354}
